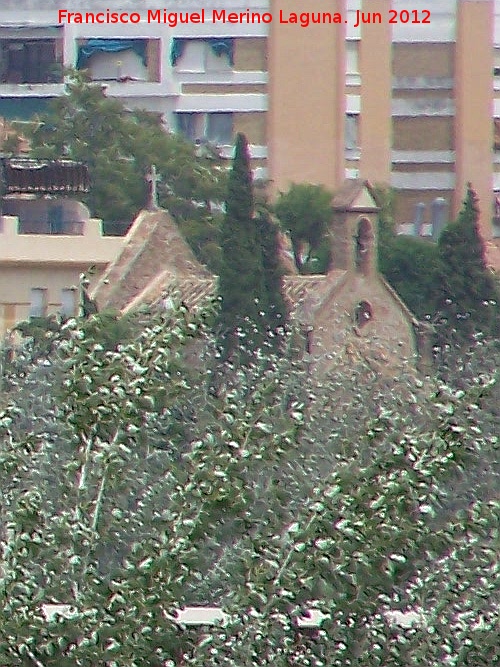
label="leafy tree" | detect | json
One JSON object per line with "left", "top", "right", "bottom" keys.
{"left": 255, "top": 208, "right": 289, "bottom": 336}
{"left": 438, "top": 184, "right": 500, "bottom": 343}
{"left": 274, "top": 183, "right": 333, "bottom": 273}
{"left": 1, "top": 300, "right": 499, "bottom": 665}
{"left": 217, "top": 133, "right": 266, "bottom": 352}
{"left": 28, "top": 71, "right": 225, "bottom": 269}
{"left": 380, "top": 236, "right": 443, "bottom": 319}
{"left": 373, "top": 185, "right": 443, "bottom": 319}
{"left": 190, "top": 368, "right": 499, "bottom": 667}
{"left": 0, "top": 305, "right": 310, "bottom": 665}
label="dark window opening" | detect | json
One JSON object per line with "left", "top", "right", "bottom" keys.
{"left": 171, "top": 37, "right": 234, "bottom": 67}
{"left": 206, "top": 113, "right": 233, "bottom": 144}
{"left": 176, "top": 112, "right": 234, "bottom": 145}
{"left": 305, "top": 327, "right": 313, "bottom": 354}
{"left": 48, "top": 205, "right": 63, "bottom": 234}
{"left": 0, "top": 40, "right": 62, "bottom": 84}
{"left": 355, "top": 300, "right": 373, "bottom": 328}
{"left": 176, "top": 112, "right": 201, "bottom": 142}
{"left": 355, "top": 217, "right": 373, "bottom": 274}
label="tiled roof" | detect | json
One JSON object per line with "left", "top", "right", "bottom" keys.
{"left": 485, "top": 238, "right": 500, "bottom": 271}
{"left": 282, "top": 275, "right": 329, "bottom": 302}
{"left": 124, "top": 270, "right": 348, "bottom": 321}
{"left": 93, "top": 208, "right": 211, "bottom": 311}
{"left": 283, "top": 272, "right": 347, "bottom": 323}
{"left": 124, "top": 273, "right": 217, "bottom": 314}
{"left": 101, "top": 208, "right": 348, "bottom": 317}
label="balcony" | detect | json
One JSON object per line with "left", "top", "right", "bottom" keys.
{"left": 0, "top": 215, "right": 124, "bottom": 266}
{"left": 0, "top": 39, "right": 63, "bottom": 84}
{"left": 18, "top": 220, "right": 85, "bottom": 235}
{"left": 392, "top": 76, "right": 453, "bottom": 91}
{"left": 76, "top": 39, "right": 161, "bottom": 83}
{"left": 0, "top": 82, "right": 64, "bottom": 98}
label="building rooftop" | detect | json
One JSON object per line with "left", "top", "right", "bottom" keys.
{"left": 1, "top": 158, "right": 90, "bottom": 194}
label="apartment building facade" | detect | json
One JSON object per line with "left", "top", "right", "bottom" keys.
{"left": 1, "top": 0, "right": 500, "bottom": 248}
{"left": 0, "top": 0, "right": 269, "bottom": 178}
{"left": 0, "top": 211, "right": 123, "bottom": 336}
{"left": 0, "top": 158, "right": 123, "bottom": 336}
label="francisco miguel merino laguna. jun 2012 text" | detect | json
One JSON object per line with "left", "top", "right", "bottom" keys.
{"left": 57, "top": 8, "right": 432, "bottom": 27}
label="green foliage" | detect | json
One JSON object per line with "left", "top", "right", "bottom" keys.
{"left": 28, "top": 71, "right": 225, "bottom": 270}
{"left": 217, "top": 134, "right": 267, "bottom": 352}
{"left": 376, "top": 185, "right": 500, "bottom": 346}
{"left": 0, "top": 290, "right": 499, "bottom": 666}
{"left": 380, "top": 236, "right": 443, "bottom": 319}
{"left": 178, "top": 217, "right": 223, "bottom": 274}
{"left": 255, "top": 208, "right": 289, "bottom": 335}
{"left": 438, "top": 185, "right": 500, "bottom": 343}
{"left": 372, "top": 184, "right": 396, "bottom": 248}
{"left": 274, "top": 183, "right": 333, "bottom": 273}
{"left": 375, "top": 186, "right": 443, "bottom": 319}
{"left": 2, "top": 132, "right": 22, "bottom": 155}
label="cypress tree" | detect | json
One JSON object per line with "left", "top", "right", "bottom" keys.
{"left": 438, "top": 184, "right": 500, "bottom": 343}
{"left": 218, "top": 133, "right": 266, "bottom": 352}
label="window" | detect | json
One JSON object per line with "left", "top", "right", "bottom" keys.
{"left": 355, "top": 301, "right": 373, "bottom": 328}
{"left": 30, "top": 288, "right": 48, "bottom": 318}
{"left": 171, "top": 38, "right": 233, "bottom": 72}
{"left": 346, "top": 41, "right": 359, "bottom": 75}
{"left": 172, "top": 40, "right": 205, "bottom": 72}
{"left": 355, "top": 218, "right": 373, "bottom": 275}
{"left": 48, "top": 205, "right": 64, "bottom": 234}
{"left": 176, "top": 112, "right": 234, "bottom": 146}
{"left": 494, "top": 119, "right": 500, "bottom": 152}
{"left": 494, "top": 48, "right": 500, "bottom": 76}
{"left": 61, "top": 288, "right": 77, "bottom": 318}
{"left": 76, "top": 39, "right": 159, "bottom": 82}
{"left": 345, "top": 114, "right": 359, "bottom": 151}
{"left": 305, "top": 327, "right": 313, "bottom": 355}
{"left": 176, "top": 113, "right": 204, "bottom": 142}
{"left": 206, "top": 113, "right": 233, "bottom": 144}
{"left": 0, "top": 40, "right": 62, "bottom": 84}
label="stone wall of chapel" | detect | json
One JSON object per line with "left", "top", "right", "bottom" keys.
{"left": 310, "top": 274, "right": 417, "bottom": 372}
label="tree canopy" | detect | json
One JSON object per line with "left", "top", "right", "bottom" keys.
{"left": 28, "top": 71, "right": 225, "bottom": 268}
{"left": 218, "top": 133, "right": 266, "bottom": 350}
{"left": 255, "top": 208, "right": 288, "bottom": 336}
{"left": 274, "top": 183, "right": 333, "bottom": 273}
{"left": 438, "top": 184, "right": 500, "bottom": 343}
{"left": 376, "top": 185, "right": 500, "bottom": 355}
{"left": 0, "top": 301, "right": 498, "bottom": 666}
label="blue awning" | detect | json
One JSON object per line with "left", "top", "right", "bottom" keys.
{"left": 76, "top": 39, "right": 147, "bottom": 69}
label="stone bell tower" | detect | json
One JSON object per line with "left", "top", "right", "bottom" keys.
{"left": 328, "top": 179, "right": 379, "bottom": 277}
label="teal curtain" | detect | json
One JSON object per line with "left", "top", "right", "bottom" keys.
{"left": 170, "top": 38, "right": 234, "bottom": 66}
{"left": 77, "top": 39, "right": 147, "bottom": 69}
